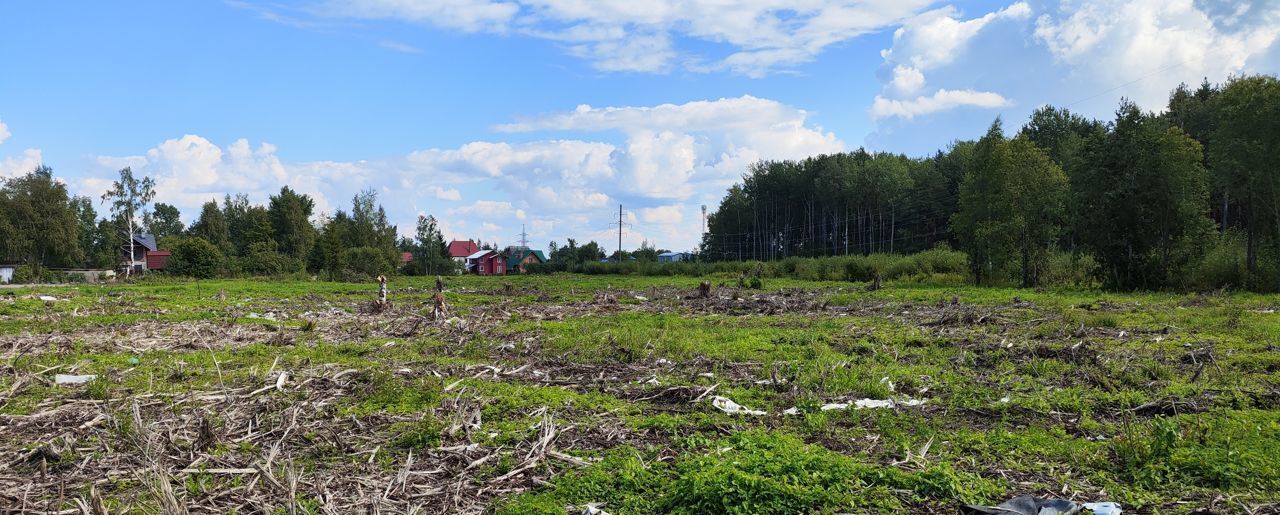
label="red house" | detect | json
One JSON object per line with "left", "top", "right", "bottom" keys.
{"left": 145, "top": 250, "right": 171, "bottom": 271}
{"left": 465, "top": 250, "right": 506, "bottom": 275}
{"left": 448, "top": 240, "right": 480, "bottom": 263}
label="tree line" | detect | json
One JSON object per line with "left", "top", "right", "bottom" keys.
{"left": 0, "top": 165, "right": 458, "bottom": 281}
{"left": 702, "top": 74, "right": 1280, "bottom": 291}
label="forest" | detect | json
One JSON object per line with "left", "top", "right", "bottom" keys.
{"left": 702, "top": 75, "right": 1280, "bottom": 291}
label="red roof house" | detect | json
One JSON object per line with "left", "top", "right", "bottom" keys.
{"left": 448, "top": 240, "right": 480, "bottom": 262}
{"left": 401, "top": 251, "right": 414, "bottom": 264}
{"left": 465, "top": 250, "right": 506, "bottom": 275}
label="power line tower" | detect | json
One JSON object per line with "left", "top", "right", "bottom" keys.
{"left": 517, "top": 224, "right": 529, "bottom": 249}
{"left": 607, "top": 204, "right": 630, "bottom": 263}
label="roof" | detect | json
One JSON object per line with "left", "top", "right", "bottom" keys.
{"left": 658, "top": 251, "right": 688, "bottom": 257}
{"left": 448, "top": 240, "right": 480, "bottom": 258}
{"left": 466, "top": 250, "right": 493, "bottom": 260}
{"left": 401, "top": 251, "right": 413, "bottom": 264}
{"left": 133, "top": 233, "right": 158, "bottom": 252}
{"left": 506, "top": 248, "right": 547, "bottom": 268}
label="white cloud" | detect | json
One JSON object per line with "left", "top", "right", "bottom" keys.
{"left": 1, "top": 148, "right": 42, "bottom": 179}
{"left": 433, "top": 187, "right": 462, "bottom": 201}
{"left": 871, "top": 89, "right": 1012, "bottom": 120}
{"left": 1033, "top": 0, "right": 1280, "bottom": 109}
{"left": 0, "top": 119, "right": 10, "bottom": 145}
{"left": 314, "top": 0, "right": 936, "bottom": 75}
{"left": 639, "top": 205, "right": 682, "bottom": 225}
{"left": 84, "top": 135, "right": 334, "bottom": 223}
{"left": 379, "top": 40, "right": 423, "bottom": 53}
{"left": 890, "top": 65, "right": 926, "bottom": 94}
{"left": 323, "top": 0, "right": 519, "bottom": 32}
{"left": 883, "top": 2, "right": 1031, "bottom": 72}
{"left": 501, "top": 95, "right": 842, "bottom": 202}
{"left": 80, "top": 95, "right": 838, "bottom": 252}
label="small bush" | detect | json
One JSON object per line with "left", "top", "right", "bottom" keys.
{"left": 168, "top": 237, "right": 225, "bottom": 279}
{"left": 11, "top": 265, "right": 35, "bottom": 284}
{"left": 343, "top": 247, "right": 397, "bottom": 278}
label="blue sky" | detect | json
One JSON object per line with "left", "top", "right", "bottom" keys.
{"left": 2, "top": 0, "right": 1277, "bottom": 252}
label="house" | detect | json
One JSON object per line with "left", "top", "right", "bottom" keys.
{"left": 121, "top": 233, "right": 159, "bottom": 273}
{"left": 447, "top": 240, "right": 480, "bottom": 264}
{"left": 145, "top": 250, "right": 171, "bottom": 271}
{"left": 506, "top": 248, "right": 547, "bottom": 273}
{"left": 465, "top": 250, "right": 506, "bottom": 275}
{"left": 658, "top": 251, "right": 692, "bottom": 263}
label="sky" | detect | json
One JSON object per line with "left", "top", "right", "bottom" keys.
{"left": 2, "top": 0, "right": 1278, "bottom": 254}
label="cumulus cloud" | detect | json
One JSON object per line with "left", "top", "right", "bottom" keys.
{"left": 81, "top": 95, "right": 838, "bottom": 252}
{"left": 883, "top": 2, "right": 1031, "bottom": 72}
{"left": 871, "top": 89, "right": 1012, "bottom": 120}
{"left": 314, "top": 0, "right": 936, "bottom": 75}
{"left": 639, "top": 205, "right": 682, "bottom": 226}
{"left": 501, "top": 96, "right": 842, "bottom": 203}
{"left": 869, "top": 1, "right": 1030, "bottom": 123}
{"left": 1033, "top": 0, "right": 1280, "bottom": 109}
{"left": 0, "top": 119, "right": 10, "bottom": 145}
{"left": 1, "top": 148, "right": 42, "bottom": 179}
{"left": 433, "top": 187, "right": 462, "bottom": 201}
{"left": 84, "top": 135, "right": 335, "bottom": 222}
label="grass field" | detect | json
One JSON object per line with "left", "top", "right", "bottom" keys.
{"left": 2, "top": 274, "right": 1279, "bottom": 514}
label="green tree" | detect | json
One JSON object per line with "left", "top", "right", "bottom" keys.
{"left": 70, "top": 195, "right": 98, "bottom": 266}
{"left": 188, "top": 200, "right": 231, "bottom": 253}
{"left": 168, "top": 237, "right": 225, "bottom": 278}
{"left": 100, "top": 167, "right": 155, "bottom": 278}
{"left": 1, "top": 165, "right": 84, "bottom": 272}
{"left": 314, "top": 211, "right": 351, "bottom": 281}
{"left": 412, "top": 214, "right": 452, "bottom": 275}
{"left": 953, "top": 120, "right": 1068, "bottom": 286}
{"left": 1208, "top": 75, "right": 1280, "bottom": 289}
{"left": 268, "top": 186, "right": 317, "bottom": 260}
{"left": 1075, "top": 101, "right": 1214, "bottom": 290}
{"left": 143, "top": 202, "right": 185, "bottom": 241}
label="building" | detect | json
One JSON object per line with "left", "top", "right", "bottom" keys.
{"left": 658, "top": 251, "right": 692, "bottom": 263}
{"left": 401, "top": 251, "right": 414, "bottom": 265}
{"left": 447, "top": 240, "right": 480, "bottom": 264}
{"left": 506, "top": 247, "right": 547, "bottom": 273}
{"left": 145, "top": 250, "right": 171, "bottom": 271}
{"left": 465, "top": 250, "right": 506, "bottom": 275}
{"left": 0, "top": 264, "right": 16, "bottom": 284}
{"left": 121, "top": 233, "right": 159, "bottom": 273}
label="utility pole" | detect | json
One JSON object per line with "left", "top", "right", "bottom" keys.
{"left": 519, "top": 224, "right": 528, "bottom": 248}
{"left": 617, "top": 204, "right": 624, "bottom": 264}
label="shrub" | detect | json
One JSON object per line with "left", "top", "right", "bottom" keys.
{"left": 1190, "top": 231, "right": 1249, "bottom": 291}
{"left": 11, "top": 265, "right": 35, "bottom": 284}
{"left": 241, "top": 250, "right": 303, "bottom": 276}
{"left": 168, "top": 237, "right": 225, "bottom": 279}
{"left": 343, "top": 246, "right": 396, "bottom": 278}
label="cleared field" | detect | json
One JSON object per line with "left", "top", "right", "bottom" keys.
{"left": 2, "top": 275, "right": 1279, "bottom": 514}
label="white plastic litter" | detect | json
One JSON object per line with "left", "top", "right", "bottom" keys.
{"left": 581, "top": 503, "right": 612, "bottom": 515}
{"left": 55, "top": 374, "right": 97, "bottom": 385}
{"left": 711, "top": 396, "right": 766, "bottom": 416}
{"left": 783, "top": 398, "right": 925, "bottom": 415}
{"left": 1082, "top": 502, "right": 1122, "bottom": 515}
{"left": 39, "top": 296, "right": 58, "bottom": 302}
